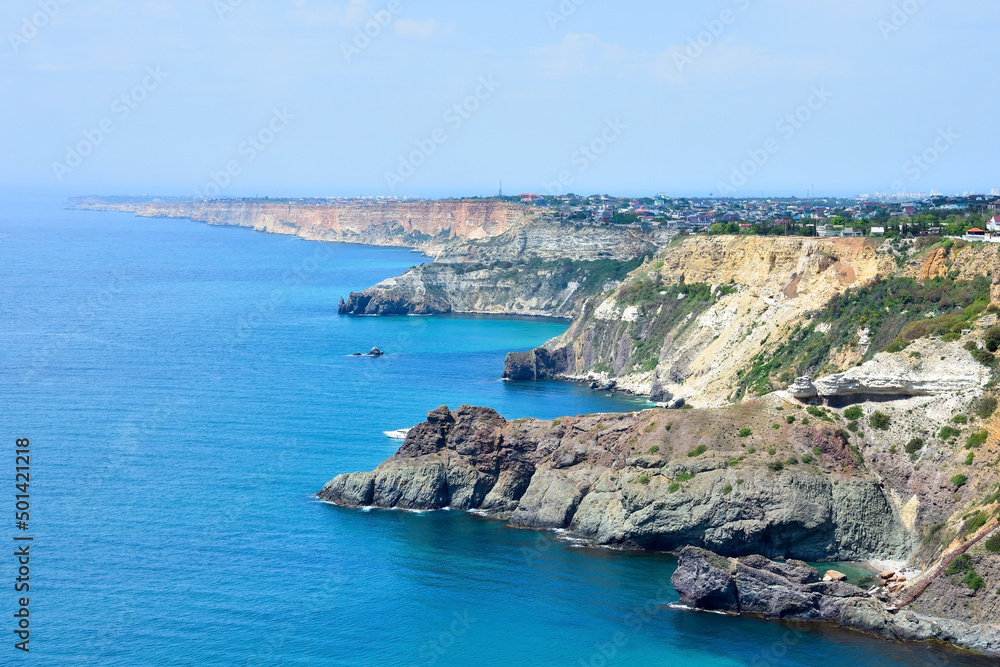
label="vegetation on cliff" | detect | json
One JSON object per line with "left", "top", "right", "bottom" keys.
{"left": 736, "top": 274, "right": 993, "bottom": 398}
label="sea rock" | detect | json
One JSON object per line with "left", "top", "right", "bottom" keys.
{"left": 824, "top": 570, "right": 848, "bottom": 582}
{"left": 369, "top": 347, "right": 384, "bottom": 357}
{"left": 319, "top": 404, "right": 916, "bottom": 561}
{"left": 672, "top": 546, "right": 1000, "bottom": 655}
{"left": 503, "top": 347, "right": 573, "bottom": 381}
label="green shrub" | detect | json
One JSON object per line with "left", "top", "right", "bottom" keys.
{"left": 723, "top": 483, "right": 733, "bottom": 495}
{"left": 964, "top": 511, "right": 988, "bottom": 534}
{"left": 664, "top": 422, "right": 673, "bottom": 431}
{"left": 952, "top": 474, "right": 968, "bottom": 488}
{"left": 801, "top": 418, "right": 810, "bottom": 425}
{"left": 952, "top": 415, "right": 968, "bottom": 424}
{"left": 985, "top": 326, "right": 1000, "bottom": 353}
{"left": 772, "top": 423, "right": 781, "bottom": 430}
{"left": 688, "top": 445, "right": 708, "bottom": 457}
{"left": 984, "top": 533, "right": 1000, "bottom": 553}
{"left": 813, "top": 446, "right": 823, "bottom": 455}
{"left": 869, "top": 412, "right": 891, "bottom": 430}
{"left": 786, "top": 415, "right": 796, "bottom": 424}
{"left": 972, "top": 348, "right": 996, "bottom": 366}
{"left": 905, "top": 438, "right": 924, "bottom": 455}
{"left": 786, "top": 456, "right": 799, "bottom": 465}
{"left": 648, "top": 445, "right": 660, "bottom": 454}
{"left": 801, "top": 454, "right": 814, "bottom": 464}
{"left": 675, "top": 472, "right": 694, "bottom": 483}
{"left": 738, "top": 428, "right": 753, "bottom": 437}
{"left": 967, "top": 431, "right": 988, "bottom": 449}
{"left": 974, "top": 396, "right": 998, "bottom": 420}
{"left": 767, "top": 461, "right": 785, "bottom": 472}
{"left": 668, "top": 482, "right": 680, "bottom": 494}
{"left": 767, "top": 447, "right": 776, "bottom": 456}
{"left": 885, "top": 339, "right": 911, "bottom": 353}
{"left": 963, "top": 570, "right": 986, "bottom": 591}
{"left": 965, "top": 452, "right": 975, "bottom": 465}
{"left": 939, "top": 426, "right": 961, "bottom": 440}
{"left": 638, "top": 474, "right": 650, "bottom": 485}
{"left": 844, "top": 406, "right": 864, "bottom": 421}
{"left": 847, "top": 421, "right": 860, "bottom": 432}
{"left": 748, "top": 447, "right": 756, "bottom": 454}
{"left": 947, "top": 554, "right": 973, "bottom": 576}
{"left": 807, "top": 406, "right": 825, "bottom": 418}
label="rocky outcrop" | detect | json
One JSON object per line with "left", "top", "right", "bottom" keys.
{"left": 672, "top": 546, "right": 1000, "bottom": 656}
{"left": 800, "top": 338, "right": 991, "bottom": 398}
{"left": 503, "top": 347, "right": 573, "bottom": 381}
{"left": 338, "top": 255, "right": 645, "bottom": 318}
{"left": 320, "top": 401, "right": 919, "bottom": 561}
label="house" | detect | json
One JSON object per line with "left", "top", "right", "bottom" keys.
{"left": 869, "top": 227, "right": 885, "bottom": 236}
{"left": 987, "top": 216, "right": 1000, "bottom": 232}
{"left": 841, "top": 228, "right": 862, "bottom": 237}
{"left": 965, "top": 228, "right": 987, "bottom": 241}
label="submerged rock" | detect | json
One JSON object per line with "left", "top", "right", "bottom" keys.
{"left": 369, "top": 347, "right": 384, "bottom": 357}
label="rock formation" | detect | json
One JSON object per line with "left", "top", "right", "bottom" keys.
{"left": 320, "top": 402, "right": 918, "bottom": 561}
{"left": 672, "top": 546, "right": 1000, "bottom": 655}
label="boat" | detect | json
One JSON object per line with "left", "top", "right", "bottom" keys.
{"left": 383, "top": 428, "right": 411, "bottom": 440}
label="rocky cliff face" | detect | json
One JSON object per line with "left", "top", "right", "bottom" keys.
{"left": 320, "top": 400, "right": 920, "bottom": 561}
{"left": 505, "top": 236, "right": 1000, "bottom": 407}
{"left": 672, "top": 546, "right": 1000, "bottom": 655}
{"left": 513, "top": 236, "right": 894, "bottom": 404}
{"left": 70, "top": 197, "right": 538, "bottom": 257}
{"left": 338, "top": 256, "right": 644, "bottom": 318}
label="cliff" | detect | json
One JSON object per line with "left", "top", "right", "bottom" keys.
{"left": 321, "top": 382, "right": 1000, "bottom": 653}
{"left": 672, "top": 546, "right": 1000, "bottom": 655}
{"left": 320, "top": 399, "right": 927, "bottom": 561}
{"left": 69, "top": 197, "right": 540, "bottom": 258}
{"left": 336, "top": 223, "right": 670, "bottom": 317}
{"left": 504, "top": 236, "right": 1000, "bottom": 406}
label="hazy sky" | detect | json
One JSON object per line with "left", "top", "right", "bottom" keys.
{"left": 1, "top": 0, "right": 997, "bottom": 198}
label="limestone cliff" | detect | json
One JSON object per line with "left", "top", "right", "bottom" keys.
{"left": 70, "top": 197, "right": 539, "bottom": 258}
{"left": 504, "top": 236, "right": 1000, "bottom": 407}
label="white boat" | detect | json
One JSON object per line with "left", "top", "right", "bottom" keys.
{"left": 383, "top": 428, "right": 411, "bottom": 440}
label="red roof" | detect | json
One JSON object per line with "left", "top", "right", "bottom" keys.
{"left": 968, "top": 228, "right": 986, "bottom": 233}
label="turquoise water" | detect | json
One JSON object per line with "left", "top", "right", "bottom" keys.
{"left": 0, "top": 197, "right": 990, "bottom": 666}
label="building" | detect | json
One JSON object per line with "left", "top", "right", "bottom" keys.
{"left": 870, "top": 227, "right": 885, "bottom": 236}
{"left": 988, "top": 216, "right": 1000, "bottom": 232}
{"left": 965, "top": 228, "right": 987, "bottom": 241}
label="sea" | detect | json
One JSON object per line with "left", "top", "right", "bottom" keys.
{"left": 0, "top": 195, "right": 991, "bottom": 666}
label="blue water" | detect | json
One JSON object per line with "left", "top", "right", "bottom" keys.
{"left": 0, "top": 197, "right": 990, "bottom": 666}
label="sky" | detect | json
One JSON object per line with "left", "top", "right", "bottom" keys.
{"left": 0, "top": 0, "right": 997, "bottom": 199}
